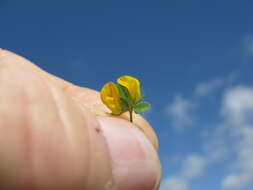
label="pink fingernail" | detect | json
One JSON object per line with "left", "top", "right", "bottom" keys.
{"left": 97, "top": 117, "right": 161, "bottom": 190}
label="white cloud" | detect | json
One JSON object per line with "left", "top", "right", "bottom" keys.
{"left": 166, "top": 94, "right": 194, "bottom": 130}
{"left": 220, "top": 86, "right": 253, "bottom": 189}
{"left": 243, "top": 35, "right": 253, "bottom": 54}
{"left": 195, "top": 78, "right": 223, "bottom": 97}
{"left": 221, "top": 126, "right": 253, "bottom": 189}
{"left": 161, "top": 154, "right": 206, "bottom": 190}
{"left": 160, "top": 177, "right": 187, "bottom": 190}
{"left": 241, "top": 35, "right": 253, "bottom": 63}
{"left": 181, "top": 155, "right": 206, "bottom": 179}
{"left": 166, "top": 73, "right": 237, "bottom": 130}
{"left": 221, "top": 86, "right": 253, "bottom": 125}
{"left": 222, "top": 173, "right": 253, "bottom": 190}
{"left": 202, "top": 127, "right": 228, "bottom": 162}
{"left": 195, "top": 86, "right": 253, "bottom": 189}
{"left": 163, "top": 86, "right": 253, "bottom": 190}
{"left": 194, "top": 73, "right": 237, "bottom": 97}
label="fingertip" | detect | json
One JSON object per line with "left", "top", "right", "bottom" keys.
{"left": 64, "top": 86, "right": 159, "bottom": 151}
{"left": 97, "top": 117, "right": 161, "bottom": 190}
{"left": 120, "top": 113, "right": 159, "bottom": 151}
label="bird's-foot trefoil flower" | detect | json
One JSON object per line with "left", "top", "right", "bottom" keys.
{"left": 100, "top": 82, "right": 124, "bottom": 115}
{"left": 117, "top": 75, "right": 143, "bottom": 104}
{"left": 100, "top": 75, "right": 150, "bottom": 122}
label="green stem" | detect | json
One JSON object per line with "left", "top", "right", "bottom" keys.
{"left": 129, "top": 108, "right": 133, "bottom": 123}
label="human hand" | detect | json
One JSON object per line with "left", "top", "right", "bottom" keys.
{"left": 0, "top": 49, "right": 161, "bottom": 190}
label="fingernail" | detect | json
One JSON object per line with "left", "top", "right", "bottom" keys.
{"left": 97, "top": 117, "right": 161, "bottom": 190}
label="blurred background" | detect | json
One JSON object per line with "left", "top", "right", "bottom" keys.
{"left": 1, "top": 0, "right": 253, "bottom": 189}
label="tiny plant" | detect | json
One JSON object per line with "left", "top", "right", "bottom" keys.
{"left": 100, "top": 75, "right": 150, "bottom": 122}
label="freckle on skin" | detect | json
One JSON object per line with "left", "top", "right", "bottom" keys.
{"left": 95, "top": 126, "right": 101, "bottom": 134}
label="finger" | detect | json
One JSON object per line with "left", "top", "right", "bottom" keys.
{"left": 0, "top": 49, "right": 72, "bottom": 89}
{"left": 96, "top": 116, "right": 161, "bottom": 190}
{"left": 0, "top": 49, "right": 159, "bottom": 150}
{"left": 66, "top": 86, "right": 159, "bottom": 151}
{"left": 0, "top": 50, "right": 161, "bottom": 189}
{"left": 0, "top": 61, "right": 113, "bottom": 189}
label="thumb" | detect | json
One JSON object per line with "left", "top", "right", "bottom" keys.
{"left": 0, "top": 49, "right": 161, "bottom": 190}
{"left": 96, "top": 116, "right": 161, "bottom": 190}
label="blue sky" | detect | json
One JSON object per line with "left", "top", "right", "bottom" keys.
{"left": 1, "top": 1, "right": 253, "bottom": 189}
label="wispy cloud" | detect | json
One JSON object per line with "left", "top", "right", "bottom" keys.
{"left": 194, "top": 73, "right": 237, "bottom": 97}
{"left": 165, "top": 94, "right": 195, "bottom": 130}
{"left": 163, "top": 76, "right": 253, "bottom": 189}
{"left": 181, "top": 154, "right": 206, "bottom": 179}
{"left": 221, "top": 86, "right": 253, "bottom": 124}
{"left": 195, "top": 78, "right": 224, "bottom": 97}
{"left": 241, "top": 35, "right": 253, "bottom": 64}
{"left": 220, "top": 86, "right": 253, "bottom": 189}
{"left": 199, "top": 86, "right": 253, "bottom": 189}
{"left": 160, "top": 154, "right": 206, "bottom": 190}
{"left": 161, "top": 176, "right": 187, "bottom": 190}
{"left": 166, "top": 73, "right": 236, "bottom": 131}
{"left": 200, "top": 86, "right": 253, "bottom": 189}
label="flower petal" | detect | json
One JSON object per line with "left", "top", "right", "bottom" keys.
{"left": 117, "top": 75, "right": 142, "bottom": 103}
{"left": 101, "top": 82, "right": 122, "bottom": 114}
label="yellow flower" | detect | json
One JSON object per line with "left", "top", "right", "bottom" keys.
{"left": 117, "top": 75, "right": 142, "bottom": 103}
{"left": 100, "top": 82, "right": 122, "bottom": 115}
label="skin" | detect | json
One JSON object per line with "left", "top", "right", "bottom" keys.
{"left": 0, "top": 49, "right": 161, "bottom": 190}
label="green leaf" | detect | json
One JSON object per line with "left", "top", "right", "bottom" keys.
{"left": 117, "top": 85, "right": 127, "bottom": 99}
{"left": 120, "top": 97, "right": 129, "bottom": 107}
{"left": 117, "top": 84, "right": 132, "bottom": 107}
{"left": 133, "top": 102, "right": 150, "bottom": 114}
